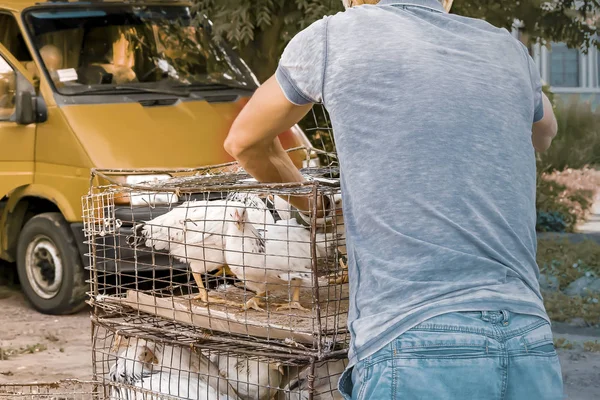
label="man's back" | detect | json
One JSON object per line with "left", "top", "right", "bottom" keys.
{"left": 226, "top": 0, "right": 562, "bottom": 397}
{"left": 276, "top": 0, "right": 547, "bottom": 365}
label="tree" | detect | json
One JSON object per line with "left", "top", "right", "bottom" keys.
{"left": 194, "top": 0, "right": 600, "bottom": 82}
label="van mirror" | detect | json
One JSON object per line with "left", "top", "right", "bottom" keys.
{"left": 14, "top": 71, "right": 46, "bottom": 125}
{"left": 15, "top": 90, "right": 35, "bottom": 125}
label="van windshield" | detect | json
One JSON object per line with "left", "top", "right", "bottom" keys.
{"left": 23, "top": 5, "right": 258, "bottom": 95}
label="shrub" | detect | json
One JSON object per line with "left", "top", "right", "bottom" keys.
{"left": 537, "top": 97, "right": 600, "bottom": 172}
{"left": 536, "top": 171, "right": 595, "bottom": 232}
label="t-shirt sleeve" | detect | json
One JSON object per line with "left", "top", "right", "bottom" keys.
{"left": 519, "top": 42, "right": 544, "bottom": 123}
{"left": 275, "top": 18, "right": 328, "bottom": 105}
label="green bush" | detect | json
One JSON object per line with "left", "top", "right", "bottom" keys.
{"left": 536, "top": 176, "right": 575, "bottom": 232}
{"left": 537, "top": 97, "right": 600, "bottom": 172}
{"left": 536, "top": 173, "right": 594, "bottom": 232}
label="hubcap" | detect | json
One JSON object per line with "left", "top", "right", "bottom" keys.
{"left": 25, "top": 235, "right": 63, "bottom": 299}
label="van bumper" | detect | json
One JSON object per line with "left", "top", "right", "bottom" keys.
{"left": 70, "top": 222, "right": 185, "bottom": 273}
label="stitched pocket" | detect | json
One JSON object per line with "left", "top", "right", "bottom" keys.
{"left": 393, "top": 330, "right": 495, "bottom": 359}
{"left": 518, "top": 322, "right": 557, "bottom": 357}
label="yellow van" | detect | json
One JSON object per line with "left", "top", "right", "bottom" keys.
{"left": 0, "top": 0, "right": 311, "bottom": 314}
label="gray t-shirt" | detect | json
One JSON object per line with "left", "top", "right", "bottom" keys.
{"left": 275, "top": 0, "right": 547, "bottom": 366}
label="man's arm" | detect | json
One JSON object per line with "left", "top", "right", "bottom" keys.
{"left": 224, "top": 75, "right": 315, "bottom": 213}
{"left": 531, "top": 92, "right": 558, "bottom": 153}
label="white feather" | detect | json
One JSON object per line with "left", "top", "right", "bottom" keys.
{"left": 136, "top": 195, "right": 277, "bottom": 276}
{"left": 223, "top": 211, "right": 337, "bottom": 297}
{"left": 210, "top": 353, "right": 283, "bottom": 400}
{"left": 279, "top": 359, "right": 347, "bottom": 400}
{"left": 109, "top": 339, "right": 241, "bottom": 400}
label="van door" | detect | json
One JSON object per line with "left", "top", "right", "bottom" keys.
{"left": 0, "top": 43, "right": 36, "bottom": 198}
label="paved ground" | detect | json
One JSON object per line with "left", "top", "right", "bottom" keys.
{"left": 577, "top": 201, "right": 600, "bottom": 235}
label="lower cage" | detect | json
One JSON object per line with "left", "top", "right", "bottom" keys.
{"left": 93, "top": 320, "right": 347, "bottom": 399}
{"left": 0, "top": 380, "right": 98, "bottom": 399}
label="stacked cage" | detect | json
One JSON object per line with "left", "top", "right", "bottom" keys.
{"left": 83, "top": 138, "right": 349, "bottom": 399}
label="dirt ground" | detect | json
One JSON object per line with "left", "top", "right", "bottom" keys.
{"left": 1, "top": 286, "right": 600, "bottom": 399}
{"left": 0, "top": 288, "right": 92, "bottom": 384}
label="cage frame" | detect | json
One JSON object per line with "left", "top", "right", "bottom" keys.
{"left": 84, "top": 145, "right": 348, "bottom": 359}
{"left": 91, "top": 317, "right": 349, "bottom": 400}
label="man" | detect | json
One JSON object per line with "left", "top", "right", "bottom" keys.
{"left": 224, "top": 0, "right": 562, "bottom": 398}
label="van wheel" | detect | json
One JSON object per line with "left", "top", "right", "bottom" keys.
{"left": 16, "top": 213, "right": 87, "bottom": 315}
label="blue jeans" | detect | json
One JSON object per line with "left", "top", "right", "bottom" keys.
{"left": 339, "top": 311, "right": 564, "bottom": 400}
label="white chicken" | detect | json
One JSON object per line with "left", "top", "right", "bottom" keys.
{"left": 279, "top": 359, "right": 347, "bottom": 400}
{"left": 209, "top": 353, "right": 284, "bottom": 400}
{"left": 128, "top": 193, "right": 284, "bottom": 305}
{"left": 223, "top": 208, "right": 338, "bottom": 312}
{"left": 109, "top": 335, "right": 241, "bottom": 400}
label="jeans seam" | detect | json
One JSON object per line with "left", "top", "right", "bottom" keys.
{"left": 494, "top": 323, "right": 508, "bottom": 400}
{"left": 501, "top": 320, "right": 548, "bottom": 340}
{"left": 357, "top": 376, "right": 367, "bottom": 400}
{"left": 396, "top": 343, "right": 491, "bottom": 350}
{"left": 392, "top": 358, "right": 397, "bottom": 400}
{"left": 363, "top": 355, "right": 394, "bottom": 368}
{"left": 410, "top": 324, "right": 496, "bottom": 338}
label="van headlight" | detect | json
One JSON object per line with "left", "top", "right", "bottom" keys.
{"left": 114, "top": 174, "right": 179, "bottom": 206}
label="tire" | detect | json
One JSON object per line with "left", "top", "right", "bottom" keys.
{"left": 16, "top": 212, "right": 87, "bottom": 315}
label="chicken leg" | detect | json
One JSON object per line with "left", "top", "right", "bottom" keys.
{"left": 241, "top": 291, "right": 266, "bottom": 312}
{"left": 212, "top": 264, "right": 236, "bottom": 278}
{"left": 192, "top": 271, "right": 239, "bottom": 307}
{"left": 329, "top": 258, "right": 349, "bottom": 285}
{"left": 276, "top": 286, "right": 309, "bottom": 312}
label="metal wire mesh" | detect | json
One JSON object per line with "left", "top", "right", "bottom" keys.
{"left": 0, "top": 380, "right": 98, "bottom": 399}
{"left": 92, "top": 320, "right": 347, "bottom": 400}
{"left": 83, "top": 144, "right": 348, "bottom": 356}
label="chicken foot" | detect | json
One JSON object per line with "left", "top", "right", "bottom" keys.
{"left": 241, "top": 291, "right": 266, "bottom": 312}
{"left": 192, "top": 272, "right": 239, "bottom": 307}
{"left": 329, "top": 258, "right": 349, "bottom": 285}
{"left": 275, "top": 287, "right": 309, "bottom": 312}
{"left": 212, "top": 264, "right": 236, "bottom": 278}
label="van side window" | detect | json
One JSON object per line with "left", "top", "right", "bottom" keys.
{"left": 0, "top": 56, "right": 15, "bottom": 120}
{"left": 0, "top": 14, "right": 37, "bottom": 78}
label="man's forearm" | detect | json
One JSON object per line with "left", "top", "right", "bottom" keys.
{"left": 232, "top": 137, "right": 314, "bottom": 212}
{"left": 224, "top": 76, "right": 319, "bottom": 213}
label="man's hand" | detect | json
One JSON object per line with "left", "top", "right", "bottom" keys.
{"left": 532, "top": 93, "right": 558, "bottom": 153}
{"left": 224, "top": 75, "right": 316, "bottom": 213}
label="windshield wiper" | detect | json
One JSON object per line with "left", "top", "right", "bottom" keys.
{"left": 174, "top": 82, "right": 253, "bottom": 91}
{"left": 73, "top": 85, "right": 191, "bottom": 97}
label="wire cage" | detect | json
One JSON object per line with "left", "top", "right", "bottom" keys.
{"left": 0, "top": 380, "right": 98, "bottom": 399}
{"left": 92, "top": 318, "right": 348, "bottom": 400}
{"left": 83, "top": 145, "right": 349, "bottom": 356}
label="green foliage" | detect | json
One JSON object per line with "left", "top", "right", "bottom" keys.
{"left": 584, "top": 340, "right": 600, "bottom": 352}
{"left": 193, "top": 0, "right": 600, "bottom": 81}
{"left": 193, "top": 0, "right": 343, "bottom": 81}
{"left": 538, "top": 238, "right": 600, "bottom": 325}
{"left": 537, "top": 99, "right": 600, "bottom": 172}
{"left": 535, "top": 175, "right": 593, "bottom": 232}
{"left": 544, "top": 291, "right": 600, "bottom": 323}
{"left": 554, "top": 337, "right": 574, "bottom": 349}
{"left": 537, "top": 238, "right": 600, "bottom": 289}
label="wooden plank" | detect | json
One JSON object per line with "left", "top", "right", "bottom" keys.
{"left": 121, "top": 290, "right": 320, "bottom": 345}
